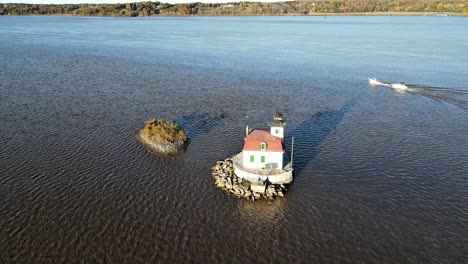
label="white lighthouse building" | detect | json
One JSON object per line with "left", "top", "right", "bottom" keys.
{"left": 242, "top": 112, "right": 286, "bottom": 170}
{"left": 232, "top": 113, "right": 293, "bottom": 184}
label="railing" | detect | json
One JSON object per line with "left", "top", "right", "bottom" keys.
{"left": 231, "top": 152, "right": 292, "bottom": 176}
{"left": 283, "top": 161, "right": 293, "bottom": 171}
{"left": 232, "top": 153, "right": 294, "bottom": 184}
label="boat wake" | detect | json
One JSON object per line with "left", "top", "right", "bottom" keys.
{"left": 406, "top": 85, "right": 468, "bottom": 94}
{"left": 368, "top": 78, "right": 468, "bottom": 110}
{"left": 409, "top": 86, "right": 468, "bottom": 110}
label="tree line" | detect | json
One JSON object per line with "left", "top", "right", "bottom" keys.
{"left": 1, "top": 0, "right": 467, "bottom": 16}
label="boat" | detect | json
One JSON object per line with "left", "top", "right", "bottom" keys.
{"left": 390, "top": 83, "right": 408, "bottom": 91}
{"left": 368, "top": 78, "right": 409, "bottom": 91}
{"left": 368, "top": 78, "right": 384, "bottom": 86}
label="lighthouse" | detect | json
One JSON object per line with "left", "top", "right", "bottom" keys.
{"left": 232, "top": 112, "right": 293, "bottom": 184}
{"left": 240, "top": 112, "right": 287, "bottom": 170}
{"left": 269, "top": 112, "right": 286, "bottom": 140}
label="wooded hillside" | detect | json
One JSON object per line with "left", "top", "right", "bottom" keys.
{"left": 1, "top": 0, "right": 467, "bottom": 16}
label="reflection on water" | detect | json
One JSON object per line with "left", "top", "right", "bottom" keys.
{"left": 238, "top": 198, "right": 287, "bottom": 228}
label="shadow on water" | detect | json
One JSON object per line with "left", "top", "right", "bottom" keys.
{"left": 176, "top": 113, "right": 225, "bottom": 140}
{"left": 286, "top": 99, "right": 356, "bottom": 177}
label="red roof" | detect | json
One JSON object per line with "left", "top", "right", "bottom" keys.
{"left": 243, "top": 129, "right": 283, "bottom": 152}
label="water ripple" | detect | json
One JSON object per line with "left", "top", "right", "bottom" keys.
{"left": 0, "top": 17, "right": 467, "bottom": 263}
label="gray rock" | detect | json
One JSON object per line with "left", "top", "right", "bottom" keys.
{"left": 241, "top": 182, "right": 251, "bottom": 190}
{"left": 212, "top": 158, "right": 288, "bottom": 202}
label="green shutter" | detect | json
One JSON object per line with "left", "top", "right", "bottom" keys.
{"left": 250, "top": 155, "right": 254, "bottom": 162}
{"left": 261, "top": 156, "right": 265, "bottom": 163}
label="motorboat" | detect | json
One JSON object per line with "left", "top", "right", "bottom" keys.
{"left": 368, "top": 78, "right": 384, "bottom": 86}
{"left": 390, "top": 83, "right": 408, "bottom": 90}
{"left": 368, "top": 78, "right": 409, "bottom": 91}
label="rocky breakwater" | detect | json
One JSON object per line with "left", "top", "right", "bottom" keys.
{"left": 136, "top": 118, "right": 189, "bottom": 155}
{"left": 212, "top": 158, "right": 288, "bottom": 201}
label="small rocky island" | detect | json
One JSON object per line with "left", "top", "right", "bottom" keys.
{"left": 136, "top": 118, "right": 189, "bottom": 155}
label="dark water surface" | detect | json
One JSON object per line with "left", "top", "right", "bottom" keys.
{"left": 0, "top": 16, "right": 467, "bottom": 263}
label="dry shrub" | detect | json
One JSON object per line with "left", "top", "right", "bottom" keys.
{"left": 142, "top": 118, "right": 187, "bottom": 142}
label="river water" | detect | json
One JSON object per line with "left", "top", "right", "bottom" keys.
{"left": 0, "top": 16, "right": 467, "bottom": 263}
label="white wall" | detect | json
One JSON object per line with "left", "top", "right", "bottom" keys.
{"left": 242, "top": 150, "right": 284, "bottom": 169}
{"left": 270, "top": 126, "right": 284, "bottom": 139}
{"left": 234, "top": 165, "right": 293, "bottom": 184}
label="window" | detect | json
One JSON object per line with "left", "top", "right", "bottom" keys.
{"left": 250, "top": 155, "right": 254, "bottom": 162}
{"left": 261, "top": 156, "right": 265, "bottom": 163}
{"left": 260, "top": 142, "right": 267, "bottom": 150}
{"left": 275, "top": 129, "right": 279, "bottom": 134}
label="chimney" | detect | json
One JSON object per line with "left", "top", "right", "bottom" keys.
{"left": 246, "top": 125, "right": 249, "bottom": 136}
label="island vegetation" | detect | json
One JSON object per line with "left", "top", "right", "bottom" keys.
{"left": 136, "top": 118, "right": 189, "bottom": 155}
{"left": 1, "top": 0, "right": 467, "bottom": 16}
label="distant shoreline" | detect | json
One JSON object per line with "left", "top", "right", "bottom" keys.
{"left": 0, "top": 12, "right": 465, "bottom": 17}
{"left": 2, "top": 1, "right": 466, "bottom": 17}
